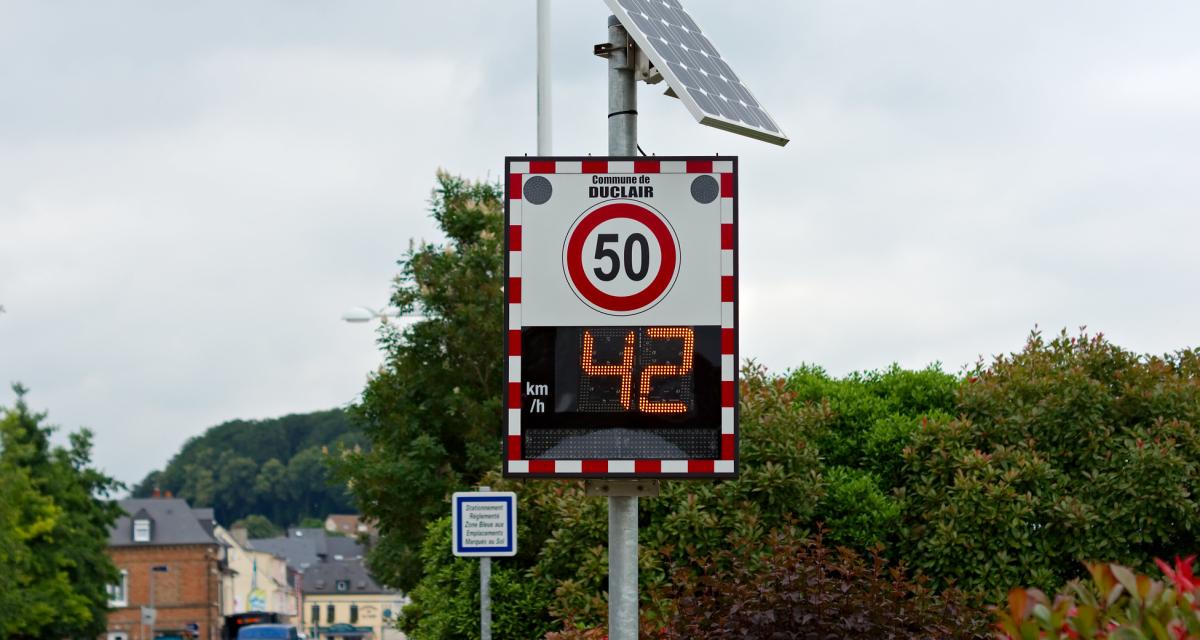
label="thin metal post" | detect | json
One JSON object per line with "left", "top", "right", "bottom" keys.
{"left": 607, "top": 16, "right": 639, "bottom": 640}
{"left": 608, "top": 16, "right": 637, "bottom": 156}
{"left": 537, "top": 0, "right": 552, "bottom": 155}
{"left": 479, "top": 486, "right": 492, "bottom": 640}
{"left": 480, "top": 557, "right": 492, "bottom": 640}
{"left": 609, "top": 495, "right": 639, "bottom": 640}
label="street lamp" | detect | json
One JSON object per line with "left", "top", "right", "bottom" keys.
{"left": 340, "top": 304, "right": 423, "bottom": 325}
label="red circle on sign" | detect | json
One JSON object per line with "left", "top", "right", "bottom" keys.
{"left": 564, "top": 201, "right": 678, "bottom": 313}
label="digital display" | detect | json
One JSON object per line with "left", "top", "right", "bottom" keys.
{"left": 567, "top": 326, "right": 694, "bottom": 414}
{"left": 521, "top": 325, "right": 722, "bottom": 460}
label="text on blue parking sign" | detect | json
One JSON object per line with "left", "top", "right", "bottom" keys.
{"left": 451, "top": 491, "right": 517, "bottom": 557}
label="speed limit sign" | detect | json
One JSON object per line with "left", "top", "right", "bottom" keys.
{"left": 563, "top": 200, "right": 680, "bottom": 315}
{"left": 504, "top": 156, "right": 738, "bottom": 479}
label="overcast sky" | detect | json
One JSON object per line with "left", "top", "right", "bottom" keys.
{"left": 2, "top": 1, "right": 1199, "bottom": 488}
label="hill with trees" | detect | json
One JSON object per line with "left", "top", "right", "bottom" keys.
{"left": 133, "top": 408, "right": 363, "bottom": 528}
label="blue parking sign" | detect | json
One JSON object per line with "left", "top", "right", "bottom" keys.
{"left": 452, "top": 491, "right": 517, "bottom": 557}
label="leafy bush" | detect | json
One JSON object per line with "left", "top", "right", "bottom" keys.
{"left": 787, "top": 363, "right": 958, "bottom": 550}
{"left": 663, "top": 528, "right": 991, "bottom": 639}
{"left": 399, "top": 517, "right": 558, "bottom": 640}
{"left": 399, "top": 365, "right": 829, "bottom": 638}
{"left": 901, "top": 330, "right": 1200, "bottom": 597}
{"left": 995, "top": 556, "right": 1200, "bottom": 639}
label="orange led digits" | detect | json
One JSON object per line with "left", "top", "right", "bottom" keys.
{"left": 639, "top": 327, "right": 694, "bottom": 413}
{"left": 581, "top": 329, "right": 636, "bottom": 410}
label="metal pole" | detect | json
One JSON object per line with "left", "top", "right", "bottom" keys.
{"left": 479, "top": 486, "right": 492, "bottom": 640}
{"left": 480, "top": 557, "right": 492, "bottom": 640}
{"left": 607, "top": 17, "right": 639, "bottom": 640}
{"left": 608, "top": 16, "right": 637, "bottom": 156}
{"left": 537, "top": 0, "right": 552, "bottom": 155}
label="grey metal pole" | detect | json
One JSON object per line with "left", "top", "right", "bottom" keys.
{"left": 608, "top": 15, "right": 636, "bottom": 156}
{"left": 480, "top": 557, "right": 492, "bottom": 640}
{"left": 537, "top": 0, "right": 552, "bottom": 155}
{"left": 607, "top": 17, "right": 639, "bottom": 640}
{"left": 479, "top": 486, "right": 492, "bottom": 640}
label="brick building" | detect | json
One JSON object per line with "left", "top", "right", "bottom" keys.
{"left": 105, "top": 498, "right": 223, "bottom": 640}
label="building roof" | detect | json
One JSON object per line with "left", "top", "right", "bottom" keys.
{"left": 325, "top": 514, "right": 359, "bottom": 532}
{"left": 109, "top": 498, "right": 219, "bottom": 547}
{"left": 250, "top": 536, "right": 322, "bottom": 571}
{"left": 301, "top": 560, "right": 394, "bottom": 595}
{"left": 326, "top": 514, "right": 379, "bottom": 538}
{"left": 250, "top": 528, "right": 366, "bottom": 572}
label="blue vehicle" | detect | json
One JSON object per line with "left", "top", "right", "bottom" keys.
{"left": 237, "top": 624, "right": 299, "bottom": 640}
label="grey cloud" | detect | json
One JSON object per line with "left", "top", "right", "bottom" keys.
{"left": 2, "top": 1, "right": 1199, "bottom": 485}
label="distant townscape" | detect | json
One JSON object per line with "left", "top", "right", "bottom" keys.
{"left": 104, "top": 492, "right": 405, "bottom": 640}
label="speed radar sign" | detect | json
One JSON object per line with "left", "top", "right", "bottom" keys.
{"left": 504, "top": 156, "right": 737, "bottom": 479}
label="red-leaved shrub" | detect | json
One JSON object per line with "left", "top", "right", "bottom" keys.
{"left": 660, "top": 528, "right": 991, "bottom": 639}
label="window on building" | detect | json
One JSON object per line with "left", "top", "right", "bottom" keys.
{"left": 350, "top": 605, "right": 358, "bottom": 624}
{"left": 133, "top": 519, "right": 151, "bottom": 542}
{"left": 311, "top": 605, "right": 319, "bottom": 624}
{"left": 106, "top": 570, "right": 129, "bottom": 607}
{"left": 336, "top": 580, "right": 349, "bottom": 592}
{"left": 327, "top": 605, "right": 335, "bottom": 623}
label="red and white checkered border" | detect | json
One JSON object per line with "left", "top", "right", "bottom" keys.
{"left": 504, "top": 157, "right": 737, "bottom": 477}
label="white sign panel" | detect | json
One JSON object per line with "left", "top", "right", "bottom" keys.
{"left": 504, "top": 156, "right": 739, "bottom": 479}
{"left": 451, "top": 491, "right": 517, "bottom": 557}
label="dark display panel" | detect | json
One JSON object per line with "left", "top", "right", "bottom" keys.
{"left": 521, "top": 326, "right": 721, "bottom": 459}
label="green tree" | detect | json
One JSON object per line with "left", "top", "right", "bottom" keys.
{"left": 331, "top": 171, "right": 505, "bottom": 591}
{"left": 231, "top": 514, "right": 283, "bottom": 539}
{"left": 254, "top": 458, "right": 289, "bottom": 523}
{"left": 286, "top": 446, "right": 336, "bottom": 519}
{"left": 0, "top": 450, "right": 44, "bottom": 635}
{"left": 215, "top": 452, "right": 259, "bottom": 520}
{"left": 0, "top": 384, "right": 123, "bottom": 639}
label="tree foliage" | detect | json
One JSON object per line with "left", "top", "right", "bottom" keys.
{"left": 134, "top": 408, "right": 361, "bottom": 527}
{"left": 785, "top": 363, "right": 958, "bottom": 549}
{"left": 0, "top": 384, "right": 123, "bottom": 639}
{"left": 232, "top": 514, "right": 284, "bottom": 539}
{"left": 331, "top": 171, "right": 506, "bottom": 591}
{"left": 901, "top": 330, "right": 1200, "bottom": 597}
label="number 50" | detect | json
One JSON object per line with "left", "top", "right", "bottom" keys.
{"left": 593, "top": 233, "right": 650, "bottom": 282}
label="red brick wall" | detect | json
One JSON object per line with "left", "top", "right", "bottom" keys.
{"left": 107, "top": 545, "right": 222, "bottom": 640}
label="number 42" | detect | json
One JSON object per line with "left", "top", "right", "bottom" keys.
{"left": 581, "top": 327, "right": 694, "bottom": 413}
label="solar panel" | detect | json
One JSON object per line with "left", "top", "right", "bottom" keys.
{"left": 604, "top": 0, "right": 789, "bottom": 146}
